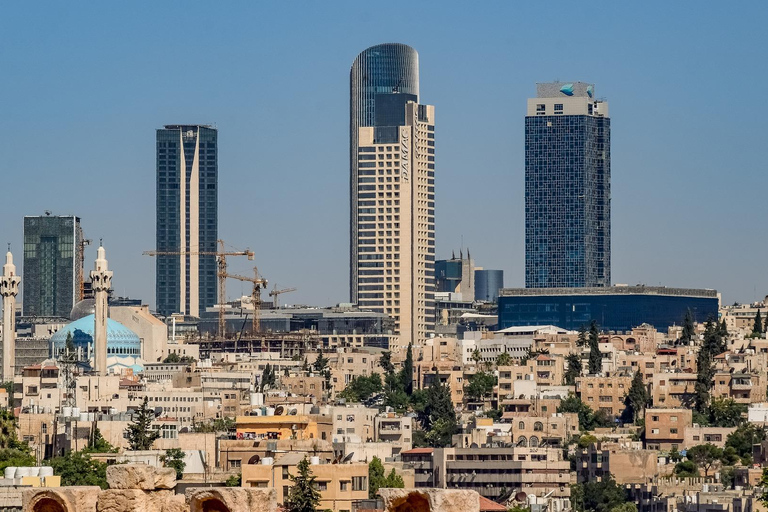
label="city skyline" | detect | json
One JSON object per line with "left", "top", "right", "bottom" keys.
{"left": 1, "top": 3, "right": 767, "bottom": 309}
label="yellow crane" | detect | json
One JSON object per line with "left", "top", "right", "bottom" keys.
{"left": 77, "top": 236, "right": 92, "bottom": 301}
{"left": 222, "top": 267, "right": 268, "bottom": 335}
{"left": 269, "top": 285, "right": 297, "bottom": 309}
{"left": 143, "top": 239, "right": 254, "bottom": 339}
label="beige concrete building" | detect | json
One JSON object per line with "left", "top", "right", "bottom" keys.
{"left": 577, "top": 442, "right": 658, "bottom": 484}
{"left": 651, "top": 372, "right": 697, "bottom": 407}
{"left": 110, "top": 305, "right": 168, "bottom": 364}
{"left": 576, "top": 374, "right": 631, "bottom": 417}
{"left": 645, "top": 408, "right": 692, "bottom": 450}
{"left": 242, "top": 457, "right": 369, "bottom": 512}
{"left": 374, "top": 412, "right": 413, "bottom": 455}
{"left": 352, "top": 102, "right": 436, "bottom": 355}
{"left": 684, "top": 425, "right": 735, "bottom": 449}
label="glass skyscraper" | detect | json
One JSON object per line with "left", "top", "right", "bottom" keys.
{"left": 156, "top": 125, "right": 218, "bottom": 318}
{"left": 22, "top": 214, "right": 83, "bottom": 318}
{"left": 525, "top": 82, "right": 610, "bottom": 288}
{"left": 350, "top": 44, "right": 435, "bottom": 352}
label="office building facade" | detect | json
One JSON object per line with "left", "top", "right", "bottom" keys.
{"left": 22, "top": 215, "right": 83, "bottom": 318}
{"left": 525, "top": 82, "right": 610, "bottom": 288}
{"left": 350, "top": 44, "right": 434, "bottom": 352}
{"left": 475, "top": 269, "right": 504, "bottom": 302}
{"left": 156, "top": 125, "right": 218, "bottom": 318}
{"left": 498, "top": 286, "right": 719, "bottom": 332}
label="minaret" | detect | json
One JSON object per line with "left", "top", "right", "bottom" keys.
{"left": 90, "top": 244, "right": 112, "bottom": 376}
{"left": 0, "top": 251, "right": 20, "bottom": 381}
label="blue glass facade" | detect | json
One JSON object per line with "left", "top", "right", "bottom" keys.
{"left": 475, "top": 269, "right": 504, "bottom": 302}
{"left": 525, "top": 96, "right": 610, "bottom": 288}
{"left": 22, "top": 215, "right": 82, "bottom": 318}
{"left": 498, "top": 288, "right": 718, "bottom": 332}
{"left": 156, "top": 125, "right": 218, "bottom": 317}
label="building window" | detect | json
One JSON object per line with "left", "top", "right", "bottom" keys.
{"left": 352, "top": 476, "right": 367, "bottom": 491}
{"left": 340, "top": 481, "right": 349, "bottom": 491}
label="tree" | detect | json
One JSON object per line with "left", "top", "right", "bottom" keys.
{"left": 668, "top": 446, "right": 682, "bottom": 463}
{"left": 161, "top": 448, "right": 186, "bottom": 479}
{"left": 313, "top": 349, "right": 329, "bottom": 373}
{"left": 754, "top": 310, "right": 764, "bottom": 337}
{"left": 0, "top": 447, "right": 35, "bottom": 472}
{"left": 465, "top": 371, "right": 496, "bottom": 402}
{"left": 379, "top": 352, "right": 395, "bottom": 374}
{"left": 471, "top": 349, "right": 482, "bottom": 367}
{"left": 610, "top": 504, "right": 637, "bottom": 512}
{"left": 125, "top": 397, "right": 160, "bottom": 451}
{"left": 681, "top": 309, "right": 695, "bottom": 344}
{"left": 588, "top": 321, "right": 602, "bottom": 375}
{"left": 673, "top": 460, "right": 698, "bottom": 477}
{"left": 283, "top": 456, "right": 320, "bottom": 512}
{"left": 368, "top": 456, "right": 404, "bottom": 498}
{"left": 0, "top": 410, "right": 26, "bottom": 451}
{"left": 496, "top": 352, "right": 513, "bottom": 367}
{"left": 558, "top": 393, "right": 611, "bottom": 431}
{"left": 758, "top": 468, "right": 768, "bottom": 506}
{"left": 708, "top": 397, "right": 746, "bottom": 427}
{"left": 400, "top": 343, "right": 414, "bottom": 395}
{"left": 47, "top": 451, "right": 109, "bottom": 488}
{"left": 577, "top": 325, "right": 588, "bottom": 347}
{"left": 260, "top": 363, "right": 277, "bottom": 392}
{"left": 84, "top": 427, "right": 117, "bottom": 453}
{"left": 418, "top": 381, "right": 457, "bottom": 447}
{"left": 564, "top": 353, "right": 582, "bottom": 386}
{"left": 686, "top": 444, "right": 722, "bottom": 477}
{"left": 577, "top": 434, "right": 598, "bottom": 449}
{"left": 338, "top": 374, "right": 383, "bottom": 403}
{"left": 725, "top": 423, "right": 767, "bottom": 464}
{"left": 571, "top": 474, "right": 628, "bottom": 512}
{"left": 624, "top": 371, "right": 648, "bottom": 423}
{"left": 225, "top": 473, "right": 242, "bottom": 487}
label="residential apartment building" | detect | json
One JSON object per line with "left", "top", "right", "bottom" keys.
{"left": 576, "top": 374, "right": 631, "bottom": 417}
{"left": 644, "top": 408, "right": 692, "bottom": 450}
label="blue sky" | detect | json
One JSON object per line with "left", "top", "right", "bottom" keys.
{"left": 1, "top": 2, "right": 766, "bottom": 308}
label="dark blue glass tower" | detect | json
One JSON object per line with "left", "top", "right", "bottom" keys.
{"left": 156, "top": 125, "right": 218, "bottom": 317}
{"left": 350, "top": 43, "right": 419, "bottom": 302}
{"left": 524, "top": 82, "right": 611, "bottom": 288}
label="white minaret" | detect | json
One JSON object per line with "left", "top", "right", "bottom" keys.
{"left": 90, "top": 244, "right": 112, "bottom": 376}
{"left": 0, "top": 251, "right": 20, "bottom": 381}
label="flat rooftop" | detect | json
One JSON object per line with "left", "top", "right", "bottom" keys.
{"left": 499, "top": 286, "right": 718, "bottom": 299}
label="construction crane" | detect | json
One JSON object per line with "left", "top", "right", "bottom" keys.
{"left": 143, "top": 239, "right": 254, "bottom": 338}
{"left": 221, "top": 267, "right": 268, "bottom": 335}
{"left": 269, "top": 285, "right": 297, "bottom": 309}
{"left": 77, "top": 235, "right": 92, "bottom": 301}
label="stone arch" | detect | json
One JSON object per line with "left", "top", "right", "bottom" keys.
{"left": 533, "top": 421, "right": 543, "bottom": 431}
{"left": 517, "top": 436, "right": 528, "bottom": 447}
{"left": 30, "top": 497, "right": 68, "bottom": 512}
{"left": 530, "top": 435, "right": 540, "bottom": 447}
{"left": 199, "top": 498, "right": 231, "bottom": 512}
{"left": 518, "top": 421, "right": 525, "bottom": 430}
{"left": 390, "top": 492, "right": 431, "bottom": 512}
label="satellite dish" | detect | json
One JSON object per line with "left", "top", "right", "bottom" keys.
{"left": 275, "top": 405, "right": 285, "bottom": 416}
{"left": 248, "top": 455, "right": 260, "bottom": 464}
{"left": 515, "top": 492, "right": 528, "bottom": 503}
{"left": 342, "top": 452, "right": 354, "bottom": 463}
{"left": 470, "top": 443, "right": 479, "bottom": 449}
{"left": 153, "top": 407, "right": 163, "bottom": 417}
{"left": 289, "top": 408, "right": 298, "bottom": 415}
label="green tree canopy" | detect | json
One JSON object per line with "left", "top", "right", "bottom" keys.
{"left": 708, "top": 397, "right": 746, "bottom": 427}
{"left": 417, "top": 381, "right": 457, "bottom": 447}
{"left": 47, "top": 451, "right": 108, "bottom": 488}
{"left": 496, "top": 352, "right": 513, "bottom": 367}
{"left": 674, "top": 459, "right": 698, "bottom": 477}
{"left": 313, "top": 349, "right": 329, "bottom": 373}
{"left": 368, "top": 456, "right": 405, "bottom": 498}
{"left": 754, "top": 310, "right": 763, "bottom": 336}
{"left": 338, "top": 374, "right": 383, "bottom": 403}
{"left": 571, "top": 474, "right": 628, "bottom": 512}
{"left": 624, "top": 371, "right": 648, "bottom": 423}
{"left": 588, "top": 321, "right": 602, "bottom": 375}
{"left": 465, "top": 371, "right": 496, "bottom": 402}
{"left": 564, "top": 353, "right": 582, "bottom": 386}
{"left": 284, "top": 456, "right": 321, "bottom": 512}
{"left": 681, "top": 309, "right": 695, "bottom": 344}
{"left": 725, "top": 423, "right": 767, "bottom": 465}
{"left": 558, "top": 394, "right": 612, "bottom": 432}
{"left": 400, "top": 343, "right": 414, "bottom": 395}
{"left": 379, "top": 352, "right": 395, "bottom": 374}
{"left": 125, "top": 397, "right": 160, "bottom": 451}
{"left": 686, "top": 443, "right": 722, "bottom": 476}
{"left": 83, "top": 427, "right": 117, "bottom": 453}
{"left": 161, "top": 448, "right": 186, "bottom": 479}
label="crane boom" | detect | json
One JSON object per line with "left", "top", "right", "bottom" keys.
{"left": 221, "top": 268, "right": 267, "bottom": 335}
{"left": 143, "top": 239, "right": 255, "bottom": 339}
{"left": 268, "top": 285, "right": 297, "bottom": 309}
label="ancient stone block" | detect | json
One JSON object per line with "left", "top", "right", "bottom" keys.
{"left": 378, "top": 488, "right": 480, "bottom": 512}
{"left": 23, "top": 487, "right": 101, "bottom": 512}
{"left": 97, "top": 489, "right": 175, "bottom": 512}
{"left": 186, "top": 487, "right": 277, "bottom": 512}
{"left": 106, "top": 465, "right": 177, "bottom": 490}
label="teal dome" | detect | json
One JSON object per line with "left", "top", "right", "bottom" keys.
{"left": 50, "top": 314, "right": 141, "bottom": 358}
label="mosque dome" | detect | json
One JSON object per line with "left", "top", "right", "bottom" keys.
{"left": 70, "top": 299, "right": 96, "bottom": 321}
{"left": 50, "top": 314, "right": 142, "bottom": 364}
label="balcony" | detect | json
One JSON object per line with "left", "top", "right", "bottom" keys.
{"left": 731, "top": 379, "right": 752, "bottom": 391}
